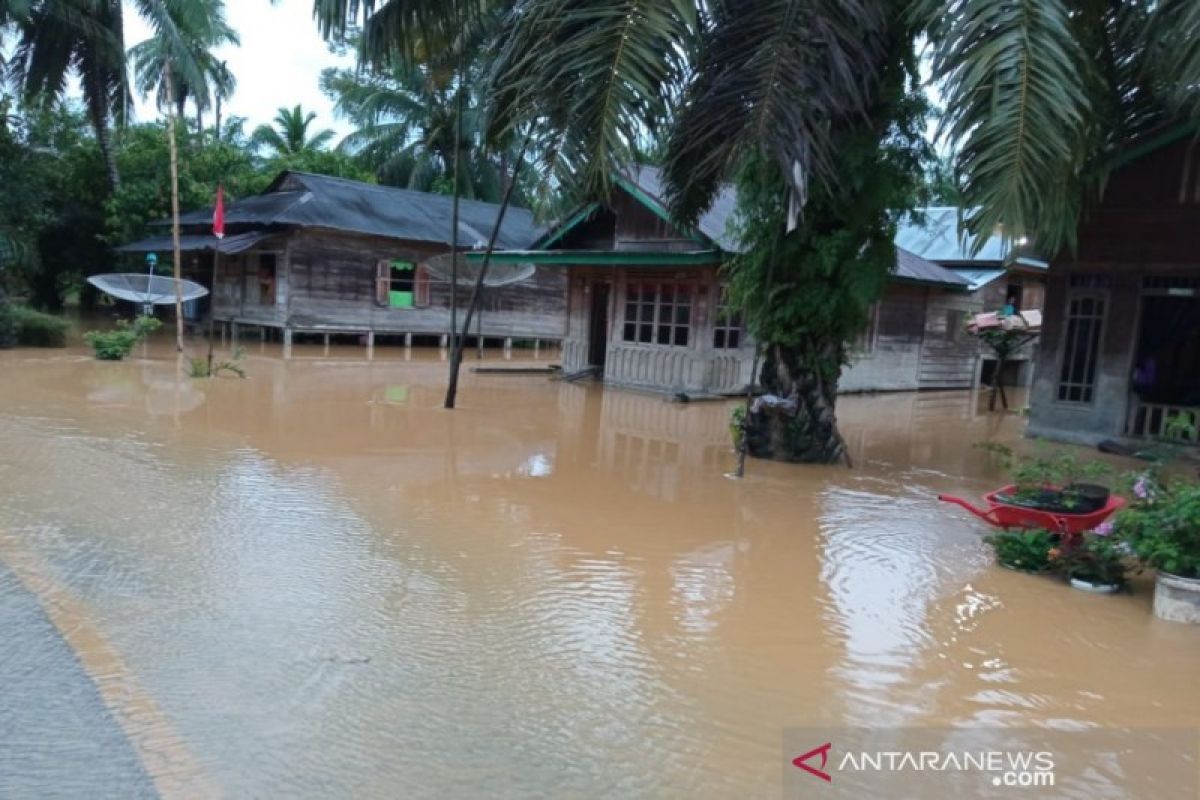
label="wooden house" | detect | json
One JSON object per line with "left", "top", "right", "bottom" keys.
{"left": 1026, "top": 126, "right": 1200, "bottom": 445}
{"left": 468, "top": 167, "right": 996, "bottom": 396}
{"left": 117, "top": 171, "right": 567, "bottom": 345}
{"left": 892, "top": 207, "right": 1048, "bottom": 389}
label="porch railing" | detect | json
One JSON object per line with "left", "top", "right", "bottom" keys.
{"left": 1126, "top": 399, "right": 1200, "bottom": 443}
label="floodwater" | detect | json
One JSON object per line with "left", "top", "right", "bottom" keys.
{"left": 0, "top": 336, "right": 1198, "bottom": 798}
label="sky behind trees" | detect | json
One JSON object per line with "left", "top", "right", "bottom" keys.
{"left": 121, "top": 0, "right": 356, "bottom": 135}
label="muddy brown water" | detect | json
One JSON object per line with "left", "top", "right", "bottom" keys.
{"left": 0, "top": 338, "right": 1197, "bottom": 798}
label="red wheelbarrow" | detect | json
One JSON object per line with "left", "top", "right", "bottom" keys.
{"left": 937, "top": 485, "right": 1126, "bottom": 535}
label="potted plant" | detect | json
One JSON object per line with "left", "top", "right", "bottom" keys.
{"left": 984, "top": 529, "right": 1058, "bottom": 573}
{"left": 1050, "top": 526, "right": 1127, "bottom": 593}
{"left": 982, "top": 444, "right": 1111, "bottom": 514}
{"left": 1114, "top": 473, "right": 1200, "bottom": 623}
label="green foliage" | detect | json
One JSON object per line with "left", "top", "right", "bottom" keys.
{"left": 10, "top": 305, "right": 68, "bottom": 347}
{"left": 187, "top": 346, "right": 246, "bottom": 378}
{"left": 83, "top": 315, "right": 161, "bottom": 360}
{"left": 723, "top": 58, "right": 931, "bottom": 382}
{"left": 0, "top": 294, "right": 15, "bottom": 349}
{"left": 1051, "top": 533, "right": 1127, "bottom": 587}
{"left": 984, "top": 529, "right": 1058, "bottom": 573}
{"left": 251, "top": 105, "right": 337, "bottom": 158}
{"left": 729, "top": 405, "right": 746, "bottom": 450}
{"left": 1115, "top": 474, "right": 1200, "bottom": 579}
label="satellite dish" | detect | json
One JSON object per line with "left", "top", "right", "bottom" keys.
{"left": 423, "top": 253, "right": 537, "bottom": 287}
{"left": 88, "top": 273, "right": 209, "bottom": 313}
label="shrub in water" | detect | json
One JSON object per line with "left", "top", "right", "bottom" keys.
{"left": 11, "top": 306, "right": 69, "bottom": 347}
{"left": 83, "top": 315, "right": 162, "bottom": 361}
{"left": 984, "top": 529, "right": 1058, "bottom": 572}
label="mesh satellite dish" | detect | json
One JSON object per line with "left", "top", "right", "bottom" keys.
{"left": 423, "top": 253, "right": 537, "bottom": 288}
{"left": 88, "top": 273, "right": 209, "bottom": 314}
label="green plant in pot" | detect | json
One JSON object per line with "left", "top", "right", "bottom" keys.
{"left": 984, "top": 529, "right": 1059, "bottom": 573}
{"left": 1050, "top": 527, "right": 1127, "bottom": 593}
{"left": 1114, "top": 473, "right": 1200, "bottom": 623}
{"left": 989, "top": 445, "right": 1112, "bottom": 514}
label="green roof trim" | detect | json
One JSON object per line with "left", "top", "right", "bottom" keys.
{"left": 1112, "top": 120, "right": 1200, "bottom": 170}
{"left": 532, "top": 202, "right": 601, "bottom": 249}
{"left": 463, "top": 249, "right": 723, "bottom": 266}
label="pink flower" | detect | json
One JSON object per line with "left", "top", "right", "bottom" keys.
{"left": 1093, "top": 520, "right": 1115, "bottom": 537}
{"left": 1133, "top": 476, "right": 1152, "bottom": 500}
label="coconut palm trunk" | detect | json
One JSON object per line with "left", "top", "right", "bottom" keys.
{"left": 164, "top": 66, "right": 185, "bottom": 351}
{"left": 743, "top": 341, "right": 848, "bottom": 464}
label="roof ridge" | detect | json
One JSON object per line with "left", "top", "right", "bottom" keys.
{"left": 285, "top": 170, "right": 536, "bottom": 216}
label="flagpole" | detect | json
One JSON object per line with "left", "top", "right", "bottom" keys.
{"left": 207, "top": 185, "right": 226, "bottom": 375}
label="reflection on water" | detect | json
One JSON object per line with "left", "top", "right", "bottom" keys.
{"left": 0, "top": 340, "right": 1197, "bottom": 798}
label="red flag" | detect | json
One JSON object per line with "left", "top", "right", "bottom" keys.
{"left": 212, "top": 185, "right": 226, "bottom": 239}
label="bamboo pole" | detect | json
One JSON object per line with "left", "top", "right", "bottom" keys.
{"left": 164, "top": 67, "right": 184, "bottom": 352}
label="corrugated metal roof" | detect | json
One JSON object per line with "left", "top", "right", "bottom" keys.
{"left": 952, "top": 268, "right": 1007, "bottom": 291}
{"left": 115, "top": 231, "right": 279, "bottom": 254}
{"left": 160, "top": 171, "right": 544, "bottom": 250}
{"left": 894, "top": 207, "right": 1009, "bottom": 263}
{"left": 895, "top": 247, "right": 971, "bottom": 287}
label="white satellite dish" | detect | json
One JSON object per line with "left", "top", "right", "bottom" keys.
{"left": 423, "top": 253, "right": 537, "bottom": 287}
{"left": 88, "top": 273, "right": 209, "bottom": 314}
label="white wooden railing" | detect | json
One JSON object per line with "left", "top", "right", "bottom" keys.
{"left": 1126, "top": 400, "right": 1200, "bottom": 442}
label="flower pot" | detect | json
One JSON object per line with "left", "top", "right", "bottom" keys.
{"left": 1063, "top": 483, "right": 1109, "bottom": 514}
{"left": 1069, "top": 577, "right": 1121, "bottom": 594}
{"left": 1153, "top": 571, "right": 1200, "bottom": 624}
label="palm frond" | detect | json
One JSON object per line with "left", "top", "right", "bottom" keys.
{"left": 662, "top": 0, "right": 890, "bottom": 227}
{"left": 486, "top": 0, "right": 695, "bottom": 202}
{"left": 1146, "top": 0, "right": 1200, "bottom": 116}
{"left": 923, "top": 0, "right": 1093, "bottom": 255}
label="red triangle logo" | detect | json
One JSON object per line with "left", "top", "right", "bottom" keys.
{"left": 792, "top": 742, "right": 833, "bottom": 782}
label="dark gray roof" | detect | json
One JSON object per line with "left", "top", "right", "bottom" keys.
{"left": 895, "top": 247, "right": 970, "bottom": 287}
{"left": 115, "top": 230, "right": 278, "bottom": 254}
{"left": 164, "top": 171, "right": 544, "bottom": 250}
{"left": 619, "top": 165, "right": 741, "bottom": 252}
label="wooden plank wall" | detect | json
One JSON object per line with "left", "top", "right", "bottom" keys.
{"left": 919, "top": 289, "right": 983, "bottom": 388}
{"left": 841, "top": 284, "right": 926, "bottom": 392}
{"left": 216, "top": 228, "right": 567, "bottom": 339}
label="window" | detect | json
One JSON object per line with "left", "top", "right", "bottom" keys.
{"left": 713, "top": 286, "right": 744, "bottom": 349}
{"left": 375, "top": 260, "right": 429, "bottom": 308}
{"left": 944, "top": 308, "right": 964, "bottom": 342}
{"left": 622, "top": 281, "right": 692, "bottom": 347}
{"left": 1057, "top": 292, "right": 1106, "bottom": 403}
{"left": 853, "top": 302, "right": 879, "bottom": 354}
{"left": 258, "top": 253, "right": 276, "bottom": 305}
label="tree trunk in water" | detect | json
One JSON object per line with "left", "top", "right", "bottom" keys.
{"left": 744, "top": 340, "right": 847, "bottom": 464}
{"left": 443, "top": 136, "right": 530, "bottom": 409}
{"left": 164, "top": 68, "right": 185, "bottom": 352}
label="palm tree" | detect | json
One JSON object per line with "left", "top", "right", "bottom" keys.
{"left": 204, "top": 59, "right": 236, "bottom": 142}
{"left": 321, "top": 62, "right": 523, "bottom": 201}
{"left": 128, "top": 0, "right": 238, "bottom": 138}
{"left": 10, "top": 0, "right": 241, "bottom": 190}
{"left": 919, "top": 0, "right": 1200, "bottom": 254}
{"left": 9, "top": 0, "right": 129, "bottom": 190}
{"left": 251, "top": 105, "right": 337, "bottom": 158}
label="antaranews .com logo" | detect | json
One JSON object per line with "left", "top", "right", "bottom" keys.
{"left": 792, "top": 740, "right": 1054, "bottom": 788}
{"left": 782, "top": 727, "right": 1198, "bottom": 799}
